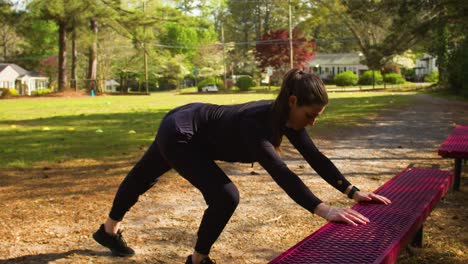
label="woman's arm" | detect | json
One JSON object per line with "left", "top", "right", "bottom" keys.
{"left": 284, "top": 127, "right": 351, "bottom": 193}
{"left": 255, "top": 139, "right": 323, "bottom": 214}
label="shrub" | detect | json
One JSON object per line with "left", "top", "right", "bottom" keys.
{"left": 424, "top": 71, "right": 439, "bottom": 83}
{"left": 158, "top": 77, "right": 178, "bottom": 90}
{"left": 359, "top": 70, "right": 383, "bottom": 85}
{"left": 334, "top": 71, "right": 358, "bottom": 86}
{"left": 383, "top": 73, "right": 405, "bottom": 84}
{"left": 236, "top": 76, "right": 254, "bottom": 91}
{"left": 34, "top": 89, "right": 52, "bottom": 96}
{"left": 401, "top": 67, "right": 415, "bottom": 81}
{"left": 197, "top": 77, "right": 222, "bottom": 92}
{"left": 0, "top": 88, "right": 18, "bottom": 97}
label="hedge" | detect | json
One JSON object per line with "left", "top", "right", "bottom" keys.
{"left": 383, "top": 73, "right": 405, "bottom": 84}
{"left": 359, "top": 70, "right": 383, "bottom": 85}
{"left": 236, "top": 76, "right": 254, "bottom": 91}
{"left": 334, "top": 71, "right": 358, "bottom": 86}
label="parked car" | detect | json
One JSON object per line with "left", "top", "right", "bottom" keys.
{"left": 201, "top": 85, "right": 218, "bottom": 92}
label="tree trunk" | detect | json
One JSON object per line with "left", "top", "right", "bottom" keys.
{"left": 88, "top": 18, "right": 98, "bottom": 93}
{"left": 71, "top": 29, "right": 77, "bottom": 91}
{"left": 2, "top": 43, "right": 6, "bottom": 61}
{"left": 58, "top": 20, "right": 68, "bottom": 92}
{"left": 263, "top": 4, "right": 270, "bottom": 35}
{"left": 435, "top": 22, "right": 449, "bottom": 89}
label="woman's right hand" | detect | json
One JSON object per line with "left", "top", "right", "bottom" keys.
{"left": 314, "top": 203, "right": 369, "bottom": 226}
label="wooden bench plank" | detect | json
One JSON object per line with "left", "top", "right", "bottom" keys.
{"left": 269, "top": 168, "right": 453, "bottom": 264}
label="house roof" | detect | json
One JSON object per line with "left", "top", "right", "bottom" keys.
{"left": 0, "top": 63, "right": 42, "bottom": 77}
{"left": 105, "top": 79, "right": 120, "bottom": 86}
{"left": 0, "top": 64, "right": 8, "bottom": 72}
{"left": 309, "top": 53, "right": 365, "bottom": 66}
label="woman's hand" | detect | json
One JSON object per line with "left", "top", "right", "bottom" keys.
{"left": 353, "top": 191, "right": 392, "bottom": 205}
{"left": 326, "top": 207, "right": 370, "bottom": 226}
{"left": 314, "top": 203, "right": 369, "bottom": 226}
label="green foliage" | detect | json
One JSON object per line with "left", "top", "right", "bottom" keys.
{"left": 401, "top": 67, "right": 415, "bottom": 81}
{"left": 157, "top": 54, "right": 190, "bottom": 90}
{"left": 424, "top": 71, "right": 439, "bottom": 83}
{"left": 16, "top": 17, "right": 58, "bottom": 70}
{"left": 34, "top": 89, "right": 52, "bottom": 96}
{"left": 359, "top": 71, "right": 383, "bottom": 85}
{"left": 320, "top": 1, "right": 442, "bottom": 70}
{"left": 236, "top": 76, "right": 254, "bottom": 91}
{"left": 197, "top": 77, "right": 223, "bottom": 92}
{"left": 159, "top": 23, "right": 199, "bottom": 58}
{"left": 384, "top": 73, "right": 405, "bottom": 84}
{"left": 334, "top": 71, "right": 358, "bottom": 86}
{"left": 158, "top": 77, "right": 178, "bottom": 90}
{"left": 0, "top": 88, "right": 19, "bottom": 97}
{"left": 448, "top": 36, "right": 468, "bottom": 93}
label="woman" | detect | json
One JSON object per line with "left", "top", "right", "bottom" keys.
{"left": 93, "top": 68, "right": 391, "bottom": 264}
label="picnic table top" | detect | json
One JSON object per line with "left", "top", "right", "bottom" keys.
{"left": 269, "top": 168, "right": 452, "bottom": 264}
{"left": 438, "top": 125, "right": 468, "bottom": 159}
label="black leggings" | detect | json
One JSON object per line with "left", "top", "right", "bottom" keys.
{"left": 108, "top": 115, "right": 240, "bottom": 255}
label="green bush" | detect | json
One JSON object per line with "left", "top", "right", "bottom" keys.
{"left": 424, "top": 71, "right": 439, "bottom": 83}
{"left": 236, "top": 76, "right": 254, "bottom": 91}
{"left": 383, "top": 73, "right": 405, "bottom": 84}
{"left": 197, "top": 77, "right": 222, "bottom": 92}
{"left": 34, "top": 89, "right": 52, "bottom": 96}
{"left": 334, "top": 71, "right": 358, "bottom": 86}
{"left": 359, "top": 70, "right": 383, "bottom": 85}
{"left": 0, "top": 88, "right": 18, "bottom": 97}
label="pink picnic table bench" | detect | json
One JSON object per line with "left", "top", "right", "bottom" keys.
{"left": 438, "top": 125, "right": 468, "bottom": 191}
{"left": 269, "top": 168, "right": 453, "bottom": 264}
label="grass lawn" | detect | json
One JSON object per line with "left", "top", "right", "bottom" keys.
{"left": 0, "top": 90, "right": 414, "bottom": 168}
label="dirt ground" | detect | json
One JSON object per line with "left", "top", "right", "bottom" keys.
{"left": 0, "top": 93, "right": 467, "bottom": 264}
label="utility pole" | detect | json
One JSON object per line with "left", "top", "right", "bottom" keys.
{"left": 222, "top": 23, "right": 227, "bottom": 90}
{"left": 220, "top": 0, "right": 227, "bottom": 90}
{"left": 288, "top": 0, "right": 293, "bottom": 69}
{"left": 143, "top": 0, "right": 149, "bottom": 95}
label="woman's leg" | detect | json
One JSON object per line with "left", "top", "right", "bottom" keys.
{"left": 94, "top": 140, "right": 172, "bottom": 256}
{"left": 159, "top": 141, "right": 240, "bottom": 257}
{"left": 108, "top": 140, "right": 171, "bottom": 225}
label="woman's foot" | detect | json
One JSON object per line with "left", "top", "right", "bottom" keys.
{"left": 185, "top": 254, "right": 216, "bottom": 264}
{"left": 92, "top": 224, "right": 135, "bottom": 257}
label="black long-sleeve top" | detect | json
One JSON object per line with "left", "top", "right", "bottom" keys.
{"left": 173, "top": 100, "right": 351, "bottom": 213}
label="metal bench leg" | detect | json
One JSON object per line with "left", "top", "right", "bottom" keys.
{"left": 411, "top": 226, "right": 423, "bottom": 248}
{"left": 454, "top": 158, "right": 462, "bottom": 191}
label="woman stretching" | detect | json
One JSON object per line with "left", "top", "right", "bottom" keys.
{"left": 93, "top": 68, "right": 391, "bottom": 264}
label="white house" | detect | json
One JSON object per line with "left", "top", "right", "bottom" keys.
{"left": 0, "top": 63, "right": 49, "bottom": 95}
{"left": 105, "top": 79, "right": 120, "bottom": 92}
{"left": 308, "top": 53, "right": 369, "bottom": 80}
{"left": 415, "top": 53, "right": 438, "bottom": 78}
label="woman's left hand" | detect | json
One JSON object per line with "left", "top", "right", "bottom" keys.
{"left": 353, "top": 191, "right": 391, "bottom": 205}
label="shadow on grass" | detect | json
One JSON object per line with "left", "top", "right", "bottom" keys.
{"left": 0, "top": 109, "right": 170, "bottom": 167}
{"left": 0, "top": 94, "right": 417, "bottom": 168}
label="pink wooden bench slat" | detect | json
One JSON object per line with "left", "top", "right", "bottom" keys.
{"left": 438, "top": 125, "right": 468, "bottom": 158}
{"left": 269, "top": 168, "right": 453, "bottom": 264}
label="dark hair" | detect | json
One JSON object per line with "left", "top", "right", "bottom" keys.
{"left": 271, "top": 68, "right": 328, "bottom": 147}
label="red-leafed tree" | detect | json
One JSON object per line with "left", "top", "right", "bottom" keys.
{"left": 255, "top": 27, "right": 316, "bottom": 81}
{"left": 39, "top": 56, "right": 58, "bottom": 87}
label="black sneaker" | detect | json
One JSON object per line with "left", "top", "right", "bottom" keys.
{"left": 185, "top": 255, "right": 216, "bottom": 264}
{"left": 92, "top": 224, "right": 135, "bottom": 257}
